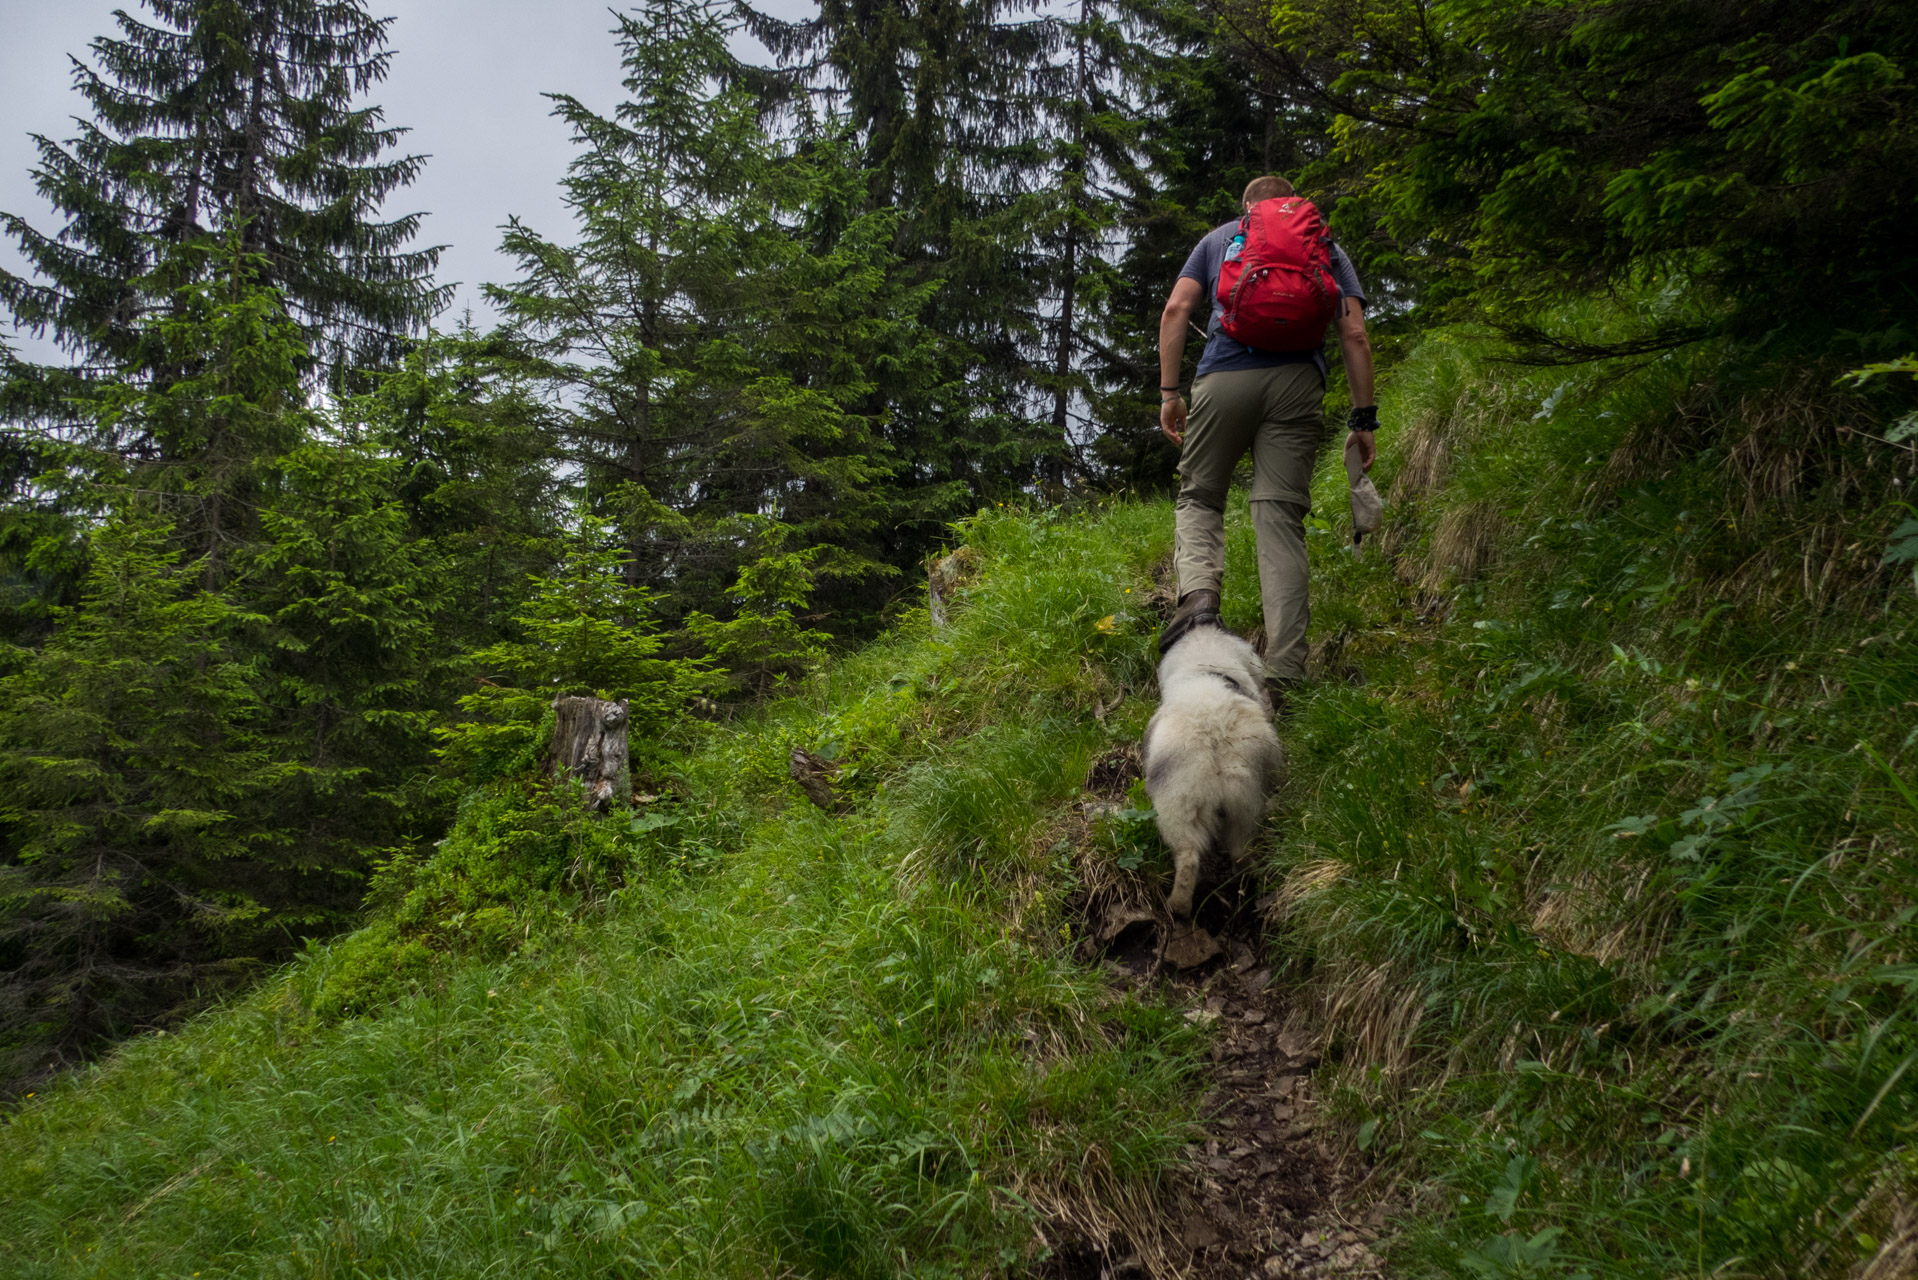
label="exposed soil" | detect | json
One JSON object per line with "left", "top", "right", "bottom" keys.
{"left": 1039, "top": 749, "right": 1393, "bottom": 1280}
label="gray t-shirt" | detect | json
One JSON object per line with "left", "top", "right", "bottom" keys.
{"left": 1179, "top": 220, "right": 1366, "bottom": 379}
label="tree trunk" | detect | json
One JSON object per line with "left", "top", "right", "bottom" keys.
{"left": 1048, "top": 3, "right": 1093, "bottom": 481}
{"left": 549, "top": 695, "right": 630, "bottom": 809}
{"left": 928, "top": 547, "right": 979, "bottom": 629}
{"left": 1049, "top": 213, "right": 1077, "bottom": 473}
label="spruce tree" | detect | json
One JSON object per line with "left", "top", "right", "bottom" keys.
{"left": 745, "top": 0, "right": 1065, "bottom": 510}
{"left": 0, "top": 0, "right": 450, "bottom": 659}
{"left": 91, "top": 235, "right": 313, "bottom": 582}
{"left": 0, "top": 347, "right": 92, "bottom": 648}
{"left": 487, "top": 0, "right": 922, "bottom": 630}
{"left": 0, "top": 0, "right": 447, "bottom": 388}
{"left": 0, "top": 240, "right": 448, "bottom": 1083}
{"left": 251, "top": 438, "right": 448, "bottom": 888}
{"left": 351, "top": 327, "right": 569, "bottom": 658}
{"left": 0, "top": 509, "right": 283, "bottom": 1080}
{"left": 1028, "top": 0, "right": 1160, "bottom": 486}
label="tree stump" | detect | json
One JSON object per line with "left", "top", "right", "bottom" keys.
{"left": 927, "top": 547, "right": 980, "bottom": 629}
{"left": 550, "top": 695, "right": 630, "bottom": 809}
{"left": 788, "top": 746, "right": 842, "bottom": 812}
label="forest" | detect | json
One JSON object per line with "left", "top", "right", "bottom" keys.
{"left": 1, "top": 0, "right": 1916, "bottom": 1276}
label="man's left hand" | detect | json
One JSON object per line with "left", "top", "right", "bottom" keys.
{"left": 1345, "top": 430, "right": 1376, "bottom": 472}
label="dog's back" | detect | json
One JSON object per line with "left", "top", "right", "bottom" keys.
{"left": 1141, "top": 626, "right": 1283, "bottom": 919}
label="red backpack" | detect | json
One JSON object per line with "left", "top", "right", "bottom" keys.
{"left": 1215, "top": 197, "right": 1339, "bottom": 352}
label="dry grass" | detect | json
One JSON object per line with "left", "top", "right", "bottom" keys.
{"left": 1380, "top": 411, "right": 1448, "bottom": 570}
{"left": 1598, "top": 395, "right": 1713, "bottom": 495}
{"left": 1017, "top": 1154, "right": 1197, "bottom": 1280}
{"left": 1379, "top": 377, "right": 1522, "bottom": 589}
{"left": 1320, "top": 962, "right": 1430, "bottom": 1091}
{"left": 1599, "top": 368, "right": 1907, "bottom": 610}
{"left": 1388, "top": 408, "right": 1454, "bottom": 507}
{"left": 1852, "top": 1194, "right": 1918, "bottom": 1280}
{"left": 1266, "top": 858, "right": 1348, "bottom": 923}
{"left": 1419, "top": 499, "right": 1507, "bottom": 593}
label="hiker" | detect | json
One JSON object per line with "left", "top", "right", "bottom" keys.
{"left": 1156, "top": 174, "right": 1378, "bottom": 701}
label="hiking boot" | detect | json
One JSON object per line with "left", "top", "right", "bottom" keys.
{"left": 1157, "top": 589, "right": 1220, "bottom": 656}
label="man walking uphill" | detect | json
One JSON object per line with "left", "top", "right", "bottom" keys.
{"left": 1157, "top": 174, "right": 1378, "bottom": 698}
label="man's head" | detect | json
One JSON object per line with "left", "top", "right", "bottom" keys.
{"left": 1242, "top": 175, "right": 1295, "bottom": 209}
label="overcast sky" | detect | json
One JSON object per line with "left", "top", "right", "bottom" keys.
{"left": 0, "top": 0, "right": 813, "bottom": 361}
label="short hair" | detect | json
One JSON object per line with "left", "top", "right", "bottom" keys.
{"left": 1242, "top": 175, "right": 1295, "bottom": 204}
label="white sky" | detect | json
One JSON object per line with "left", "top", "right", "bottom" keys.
{"left": 0, "top": 0, "right": 814, "bottom": 362}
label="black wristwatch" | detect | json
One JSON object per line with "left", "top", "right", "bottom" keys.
{"left": 1348, "top": 405, "right": 1379, "bottom": 433}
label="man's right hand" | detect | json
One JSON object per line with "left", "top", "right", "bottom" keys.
{"left": 1160, "top": 395, "right": 1187, "bottom": 445}
{"left": 1159, "top": 277, "right": 1203, "bottom": 446}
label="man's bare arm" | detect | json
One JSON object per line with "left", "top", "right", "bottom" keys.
{"left": 1159, "top": 276, "right": 1205, "bottom": 444}
{"left": 1337, "top": 296, "right": 1374, "bottom": 407}
{"left": 1336, "top": 296, "right": 1378, "bottom": 470}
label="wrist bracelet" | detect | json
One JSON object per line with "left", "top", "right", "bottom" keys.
{"left": 1348, "top": 405, "right": 1379, "bottom": 432}
{"left": 1160, "top": 385, "right": 1182, "bottom": 392}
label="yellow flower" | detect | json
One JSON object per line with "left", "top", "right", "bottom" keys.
{"left": 1095, "top": 615, "right": 1118, "bottom": 634}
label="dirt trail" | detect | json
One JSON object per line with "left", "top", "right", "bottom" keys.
{"left": 1041, "top": 750, "right": 1392, "bottom": 1280}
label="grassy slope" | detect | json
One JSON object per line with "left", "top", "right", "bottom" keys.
{"left": 4, "top": 329, "right": 1915, "bottom": 1279}
{"left": 0, "top": 504, "right": 1205, "bottom": 1279}
{"left": 1273, "top": 331, "right": 1918, "bottom": 1277}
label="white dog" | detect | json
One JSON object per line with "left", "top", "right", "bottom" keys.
{"left": 1141, "top": 624, "right": 1284, "bottom": 920}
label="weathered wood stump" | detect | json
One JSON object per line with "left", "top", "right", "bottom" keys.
{"left": 788, "top": 746, "right": 841, "bottom": 812}
{"left": 550, "top": 695, "right": 630, "bottom": 809}
{"left": 927, "top": 547, "right": 980, "bottom": 629}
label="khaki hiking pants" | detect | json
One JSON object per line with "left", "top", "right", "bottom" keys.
{"left": 1173, "top": 362, "right": 1326, "bottom": 682}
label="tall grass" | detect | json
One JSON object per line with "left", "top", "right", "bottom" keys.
{"left": 1273, "top": 328, "right": 1918, "bottom": 1277}
{"left": 0, "top": 502, "right": 1200, "bottom": 1279}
